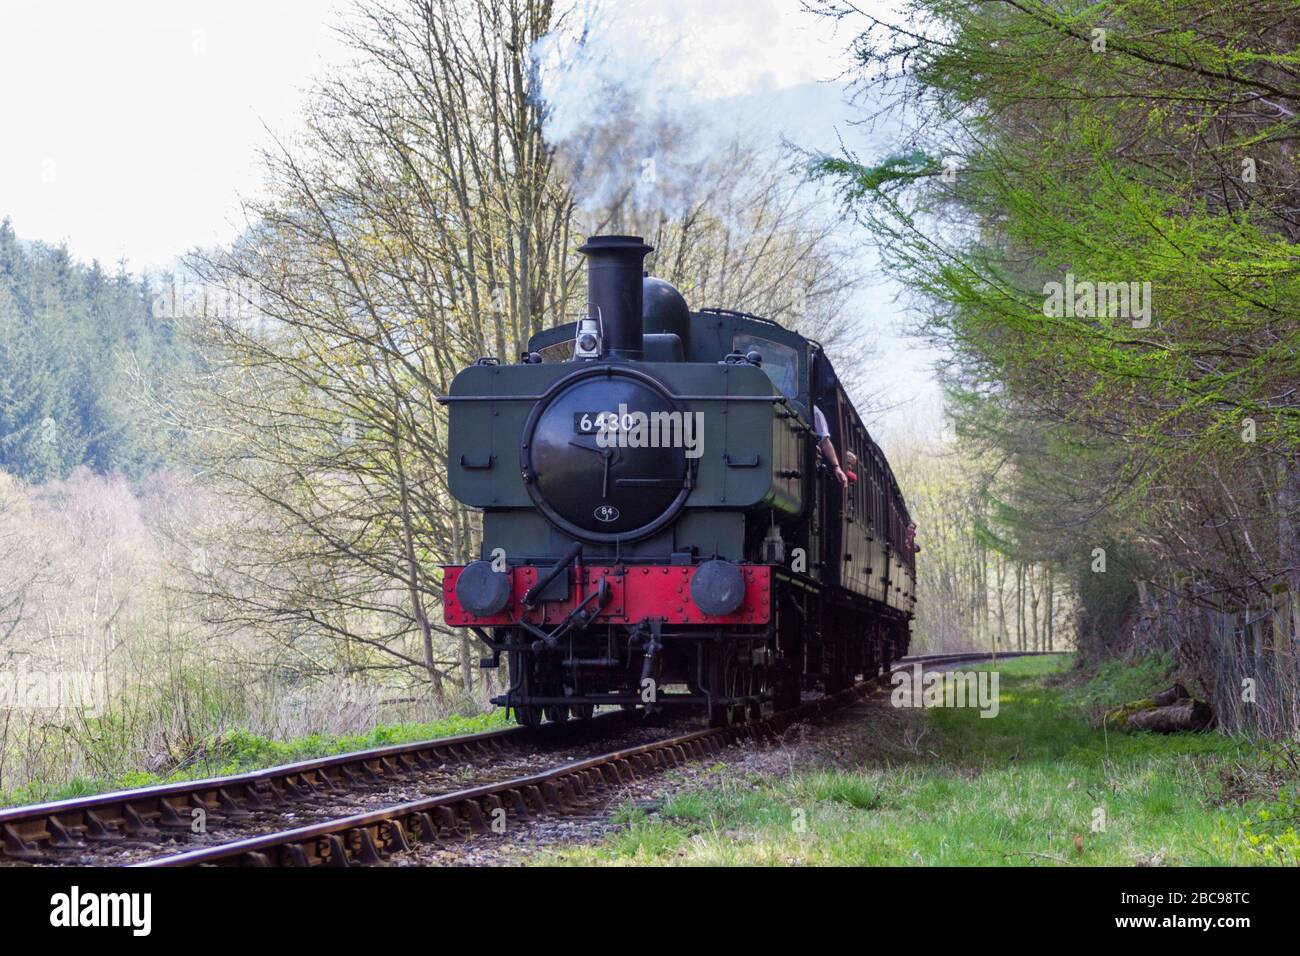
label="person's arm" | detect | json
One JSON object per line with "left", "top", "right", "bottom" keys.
{"left": 812, "top": 405, "right": 849, "bottom": 491}
{"left": 820, "top": 435, "right": 849, "bottom": 490}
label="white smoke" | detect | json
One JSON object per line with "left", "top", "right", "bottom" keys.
{"left": 532, "top": 0, "right": 870, "bottom": 215}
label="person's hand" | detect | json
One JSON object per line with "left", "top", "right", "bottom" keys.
{"left": 834, "top": 466, "right": 849, "bottom": 490}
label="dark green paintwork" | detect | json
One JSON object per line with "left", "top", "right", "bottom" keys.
{"left": 447, "top": 361, "right": 800, "bottom": 508}
{"left": 445, "top": 306, "right": 912, "bottom": 620}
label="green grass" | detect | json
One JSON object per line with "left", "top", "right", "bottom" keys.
{"left": 546, "top": 655, "right": 1279, "bottom": 866}
{"left": 1057, "top": 650, "right": 1181, "bottom": 718}
{"left": 0, "top": 710, "right": 509, "bottom": 809}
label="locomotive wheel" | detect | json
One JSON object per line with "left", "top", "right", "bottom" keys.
{"left": 571, "top": 703, "right": 595, "bottom": 719}
{"left": 824, "top": 648, "right": 851, "bottom": 693}
{"left": 544, "top": 703, "right": 569, "bottom": 723}
{"left": 710, "top": 700, "right": 735, "bottom": 727}
{"left": 508, "top": 646, "right": 536, "bottom": 728}
{"left": 773, "top": 662, "right": 801, "bottom": 711}
{"left": 709, "top": 650, "right": 743, "bottom": 727}
{"left": 748, "top": 658, "right": 771, "bottom": 721}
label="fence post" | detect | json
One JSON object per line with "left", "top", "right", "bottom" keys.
{"left": 1253, "top": 601, "right": 1263, "bottom": 664}
{"left": 1272, "top": 583, "right": 1289, "bottom": 653}
{"left": 1275, "top": 583, "right": 1297, "bottom": 703}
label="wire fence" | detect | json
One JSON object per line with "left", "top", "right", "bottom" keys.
{"left": 1135, "top": 585, "right": 1300, "bottom": 737}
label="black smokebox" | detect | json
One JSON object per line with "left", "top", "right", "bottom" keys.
{"left": 578, "top": 235, "right": 653, "bottom": 360}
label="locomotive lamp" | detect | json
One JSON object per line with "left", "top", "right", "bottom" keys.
{"left": 573, "top": 316, "right": 602, "bottom": 359}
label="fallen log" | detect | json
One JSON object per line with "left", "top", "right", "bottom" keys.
{"left": 1152, "top": 683, "right": 1190, "bottom": 707}
{"left": 1103, "top": 684, "right": 1212, "bottom": 733}
{"left": 1124, "top": 699, "right": 1213, "bottom": 733}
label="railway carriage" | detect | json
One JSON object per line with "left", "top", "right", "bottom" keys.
{"left": 440, "top": 235, "right": 915, "bottom": 726}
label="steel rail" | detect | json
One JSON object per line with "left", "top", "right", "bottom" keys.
{"left": 137, "top": 651, "right": 1065, "bottom": 868}
{"left": 0, "top": 709, "right": 629, "bottom": 863}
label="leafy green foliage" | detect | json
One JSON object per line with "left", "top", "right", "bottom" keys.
{"left": 811, "top": 1, "right": 1300, "bottom": 668}
{"left": 1064, "top": 650, "right": 1178, "bottom": 716}
{"left": 1224, "top": 788, "right": 1300, "bottom": 865}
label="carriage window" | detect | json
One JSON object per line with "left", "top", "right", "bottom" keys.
{"left": 732, "top": 334, "right": 799, "bottom": 398}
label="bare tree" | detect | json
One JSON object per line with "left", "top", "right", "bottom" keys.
{"left": 0, "top": 475, "right": 42, "bottom": 648}
{"left": 162, "top": 0, "right": 880, "bottom": 707}
{"left": 161, "top": 0, "right": 581, "bottom": 702}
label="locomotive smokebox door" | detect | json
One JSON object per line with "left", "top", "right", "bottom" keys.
{"left": 521, "top": 365, "right": 692, "bottom": 543}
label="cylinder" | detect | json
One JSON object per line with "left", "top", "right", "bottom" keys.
{"left": 579, "top": 235, "right": 653, "bottom": 360}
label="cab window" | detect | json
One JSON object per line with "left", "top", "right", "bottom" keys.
{"left": 732, "top": 334, "right": 799, "bottom": 398}
{"left": 536, "top": 338, "right": 574, "bottom": 363}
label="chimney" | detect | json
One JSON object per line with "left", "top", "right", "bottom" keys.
{"left": 578, "top": 235, "right": 653, "bottom": 360}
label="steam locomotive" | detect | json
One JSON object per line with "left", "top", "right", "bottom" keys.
{"left": 440, "top": 235, "right": 915, "bottom": 726}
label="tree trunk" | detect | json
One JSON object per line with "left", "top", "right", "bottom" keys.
{"left": 1029, "top": 565, "right": 1040, "bottom": 651}
{"left": 1015, "top": 562, "right": 1024, "bottom": 651}
{"left": 995, "top": 554, "right": 1007, "bottom": 650}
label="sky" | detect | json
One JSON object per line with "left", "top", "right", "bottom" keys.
{"left": 0, "top": 0, "right": 942, "bottom": 435}
{"left": 0, "top": 0, "right": 348, "bottom": 268}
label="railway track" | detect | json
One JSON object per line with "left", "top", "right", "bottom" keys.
{"left": 0, "top": 651, "right": 1060, "bottom": 867}
{"left": 0, "top": 709, "right": 670, "bottom": 866}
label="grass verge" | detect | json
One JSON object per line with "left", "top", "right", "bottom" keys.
{"left": 0, "top": 710, "right": 509, "bottom": 809}
{"left": 544, "top": 655, "right": 1285, "bottom": 866}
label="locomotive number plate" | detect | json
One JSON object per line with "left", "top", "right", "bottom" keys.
{"left": 574, "top": 411, "right": 632, "bottom": 434}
